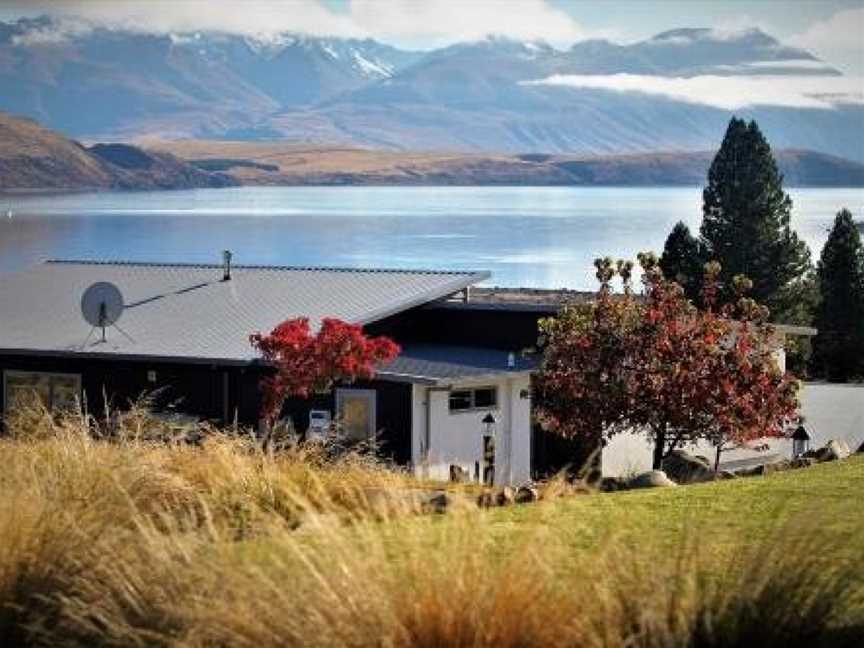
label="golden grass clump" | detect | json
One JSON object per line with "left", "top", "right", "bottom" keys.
{"left": 0, "top": 402, "right": 861, "bottom": 647}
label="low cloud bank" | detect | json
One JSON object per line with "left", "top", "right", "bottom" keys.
{"left": 525, "top": 73, "right": 864, "bottom": 110}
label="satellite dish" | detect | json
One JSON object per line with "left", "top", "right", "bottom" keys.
{"left": 81, "top": 282, "right": 124, "bottom": 334}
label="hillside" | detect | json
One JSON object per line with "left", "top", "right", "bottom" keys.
{"left": 153, "top": 140, "right": 864, "bottom": 187}
{"left": 0, "top": 18, "right": 862, "bottom": 161}
{"left": 0, "top": 113, "right": 237, "bottom": 191}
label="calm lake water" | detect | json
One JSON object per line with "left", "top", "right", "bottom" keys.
{"left": 1, "top": 186, "right": 862, "bottom": 289}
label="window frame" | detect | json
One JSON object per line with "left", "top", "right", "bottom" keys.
{"left": 3, "top": 370, "right": 82, "bottom": 415}
{"left": 448, "top": 386, "right": 498, "bottom": 414}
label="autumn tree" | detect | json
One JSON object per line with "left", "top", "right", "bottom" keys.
{"left": 250, "top": 317, "right": 400, "bottom": 428}
{"left": 534, "top": 257, "right": 641, "bottom": 450}
{"left": 811, "top": 208, "right": 864, "bottom": 381}
{"left": 700, "top": 117, "right": 811, "bottom": 318}
{"left": 534, "top": 254, "right": 800, "bottom": 473}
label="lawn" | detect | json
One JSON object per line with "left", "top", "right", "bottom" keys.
{"left": 1, "top": 409, "right": 862, "bottom": 647}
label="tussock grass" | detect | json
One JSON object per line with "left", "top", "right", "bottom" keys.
{"left": 0, "top": 404, "right": 862, "bottom": 646}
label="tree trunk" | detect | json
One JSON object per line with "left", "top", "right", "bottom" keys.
{"left": 652, "top": 424, "right": 666, "bottom": 470}
{"left": 714, "top": 444, "right": 722, "bottom": 472}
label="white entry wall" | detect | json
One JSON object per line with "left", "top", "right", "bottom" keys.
{"left": 411, "top": 374, "right": 532, "bottom": 486}
{"left": 601, "top": 382, "right": 864, "bottom": 477}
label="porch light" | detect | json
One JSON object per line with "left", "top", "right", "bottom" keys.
{"left": 792, "top": 425, "right": 811, "bottom": 458}
{"left": 482, "top": 412, "right": 497, "bottom": 438}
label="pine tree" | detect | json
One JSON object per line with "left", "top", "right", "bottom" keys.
{"left": 812, "top": 208, "right": 864, "bottom": 381}
{"left": 660, "top": 221, "right": 704, "bottom": 303}
{"left": 700, "top": 117, "right": 811, "bottom": 318}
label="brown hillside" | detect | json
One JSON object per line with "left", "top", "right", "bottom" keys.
{"left": 0, "top": 113, "right": 237, "bottom": 191}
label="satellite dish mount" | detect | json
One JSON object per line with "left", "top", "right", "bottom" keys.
{"left": 80, "top": 282, "right": 133, "bottom": 346}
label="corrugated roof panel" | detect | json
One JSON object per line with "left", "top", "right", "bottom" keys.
{"left": 0, "top": 260, "right": 488, "bottom": 363}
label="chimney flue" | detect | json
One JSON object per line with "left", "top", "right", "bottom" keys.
{"left": 222, "top": 250, "right": 232, "bottom": 281}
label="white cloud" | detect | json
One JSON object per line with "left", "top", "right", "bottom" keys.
{"left": 2, "top": 0, "right": 607, "bottom": 49}
{"left": 745, "top": 59, "right": 834, "bottom": 71}
{"left": 526, "top": 73, "right": 864, "bottom": 110}
{"left": 345, "top": 0, "right": 606, "bottom": 49}
{"left": 788, "top": 7, "right": 864, "bottom": 75}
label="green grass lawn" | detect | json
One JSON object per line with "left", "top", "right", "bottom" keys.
{"left": 435, "top": 456, "right": 864, "bottom": 562}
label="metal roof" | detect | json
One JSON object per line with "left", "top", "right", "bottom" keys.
{"left": 0, "top": 260, "right": 488, "bottom": 364}
{"left": 379, "top": 344, "right": 537, "bottom": 385}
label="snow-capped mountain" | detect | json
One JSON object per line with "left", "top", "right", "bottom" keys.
{"left": 0, "top": 18, "right": 860, "bottom": 160}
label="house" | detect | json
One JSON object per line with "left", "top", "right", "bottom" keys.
{"left": 0, "top": 257, "right": 819, "bottom": 484}
{"left": 0, "top": 257, "right": 569, "bottom": 486}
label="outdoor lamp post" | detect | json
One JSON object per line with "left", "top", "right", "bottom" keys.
{"left": 482, "top": 413, "right": 497, "bottom": 486}
{"left": 792, "top": 425, "right": 811, "bottom": 458}
{"left": 482, "top": 412, "right": 497, "bottom": 438}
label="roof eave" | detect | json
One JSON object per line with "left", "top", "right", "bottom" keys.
{"left": 355, "top": 271, "right": 490, "bottom": 326}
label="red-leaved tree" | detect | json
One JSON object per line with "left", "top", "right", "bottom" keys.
{"left": 250, "top": 317, "right": 400, "bottom": 428}
{"left": 534, "top": 253, "right": 800, "bottom": 473}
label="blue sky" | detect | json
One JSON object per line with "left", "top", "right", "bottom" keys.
{"left": 2, "top": 0, "right": 862, "bottom": 72}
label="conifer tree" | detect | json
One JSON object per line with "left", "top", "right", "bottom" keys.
{"left": 660, "top": 221, "right": 704, "bottom": 303}
{"left": 811, "top": 208, "right": 864, "bottom": 381}
{"left": 700, "top": 117, "right": 810, "bottom": 317}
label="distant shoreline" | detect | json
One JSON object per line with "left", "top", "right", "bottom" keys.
{"left": 3, "top": 183, "right": 864, "bottom": 197}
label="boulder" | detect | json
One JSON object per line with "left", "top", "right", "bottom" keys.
{"left": 662, "top": 449, "right": 715, "bottom": 484}
{"left": 812, "top": 440, "right": 851, "bottom": 463}
{"left": 628, "top": 470, "right": 677, "bottom": 489}
{"left": 496, "top": 486, "right": 516, "bottom": 506}
{"left": 718, "top": 470, "right": 737, "bottom": 480}
{"left": 737, "top": 464, "right": 766, "bottom": 477}
{"left": 764, "top": 459, "right": 793, "bottom": 475}
{"left": 858, "top": 440, "right": 864, "bottom": 454}
{"left": 514, "top": 485, "right": 539, "bottom": 504}
{"left": 423, "top": 491, "right": 453, "bottom": 514}
{"left": 476, "top": 491, "right": 496, "bottom": 508}
{"left": 791, "top": 457, "right": 816, "bottom": 469}
{"left": 599, "top": 476, "right": 626, "bottom": 492}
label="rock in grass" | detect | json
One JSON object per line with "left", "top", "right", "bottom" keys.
{"left": 811, "top": 440, "right": 851, "bottom": 463}
{"left": 764, "top": 459, "right": 794, "bottom": 474}
{"left": 423, "top": 491, "right": 452, "bottom": 514}
{"left": 737, "top": 464, "right": 766, "bottom": 477}
{"left": 600, "top": 476, "right": 626, "bottom": 492}
{"left": 496, "top": 486, "right": 516, "bottom": 506}
{"left": 628, "top": 470, "right": 677, "bottom": 489}
{"left": 514, "top": 485, "right": 539, "bottom": 503}
{"left": 791, "top": 457, "right": 816, "bottom": 469}
{"left": 476, "top": 491, "right": 496, "bottom": 508}
{"left": 718, "top": 470, "right": 737, "bottom": 480}
{"left": 662, "top": 449, "right": 715, "bottom": 484}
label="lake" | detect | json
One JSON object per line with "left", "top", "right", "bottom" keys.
{"left": 1, "top": 186, "right": 862, "bottom": 289}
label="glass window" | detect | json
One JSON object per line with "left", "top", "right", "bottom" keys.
{"left": 473, "top": 388, "right": 496, "bottom": 409}
{"left": 4, "top": 371, "right": 81, "bottom": 414}
{"left": 448, "top": 390, "right": 473, "bottom": 411}
{"left": 448, "top": 387, "right": 497, "bottom": 412}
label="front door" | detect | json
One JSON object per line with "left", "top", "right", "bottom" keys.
{"left": 335, "top": 389, "right": 376, "bottom": 442}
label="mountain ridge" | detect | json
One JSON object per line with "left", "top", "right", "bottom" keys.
{"left": 0, "top": 18, "right": 861, "bottom": 161}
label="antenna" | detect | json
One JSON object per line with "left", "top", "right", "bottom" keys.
{"left": 81, "top": 282, "right": 125, "bottom": 343}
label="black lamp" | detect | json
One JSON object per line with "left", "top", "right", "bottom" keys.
{"left": 482, "top": 412, "right": 497, "bottom": 437}
{"left": 792, "top": 425, "right": 811, "bottom": 458}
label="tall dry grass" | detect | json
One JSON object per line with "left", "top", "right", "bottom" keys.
{"left": 0, "top": 403, "right": 861, "bottom": 647}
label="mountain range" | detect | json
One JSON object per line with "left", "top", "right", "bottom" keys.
{"left": 0, "top": 17, "right": 862, "bottom": 162}
{"left": 1, "top": 110, "right": 860, "bottom": 191}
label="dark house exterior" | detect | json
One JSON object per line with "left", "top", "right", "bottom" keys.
{"left": 0, "top": 259, "right": 580, "bottom": 484}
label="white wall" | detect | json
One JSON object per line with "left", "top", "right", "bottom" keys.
{"left": 412, "top": 374, "right": 532, "bottom": 486}
{"left": 602, "top": 382, "right": 864, "bottom": 477}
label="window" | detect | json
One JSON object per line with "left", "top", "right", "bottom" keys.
{"left": 448, "top": 387, "right": 497, "bottom": 413}
{"left": 3, "top": 371, "right": 82, "bottom": 414}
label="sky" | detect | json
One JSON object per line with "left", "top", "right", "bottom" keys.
{"left": 0, "top": 0, "right": 862, "bottom": 73}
